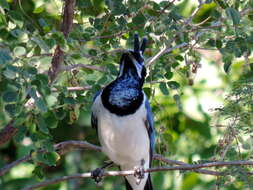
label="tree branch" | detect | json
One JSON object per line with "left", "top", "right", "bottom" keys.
{"left": 153, "top": 154, "right": 221, "bottom": 176}
{"left": 60, "top": 63, "right": 105, "bottom": 72}
{"left": 146, "top": 42, "right": 189, "bottom": 67}
{"left": 2, "top": 139, "right": 252, "bottom": 180}
{"left": 0, "top": 140, "right": 99, "bottom": 176}
{"left": 51, "top": 86, "right": 93, "bottom": 92}
{"left": 0, "top": 121, "right": 17, "bottom": 146}
{"left": 21, "top": 159, "right": 253, "bottom": 190}
{"left": 48, "top": 0, "right": 76, "bottom": 82}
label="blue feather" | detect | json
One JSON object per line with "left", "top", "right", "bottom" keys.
{"left": 91, "top": 91, "right": 101, "bottom": 132}
{"left": 144, "top": 94, "right": 155, "bottom": 162}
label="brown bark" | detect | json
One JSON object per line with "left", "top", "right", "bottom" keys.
{"left": 0, "top": 121, "right": 17, "bottom": 146}
{"left": 48, "top": 0, "right": 76, "bottom": 82}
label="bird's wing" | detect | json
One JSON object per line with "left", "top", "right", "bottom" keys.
{"left": 144, "top": 94, "right": 155, "bottom": 164}
{"left": 91, "top": 90, "right": 101, "bottom": 133}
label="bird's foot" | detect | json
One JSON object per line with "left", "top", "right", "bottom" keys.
{"left": 134, "top": 159, "right": 145, "bottom": 185}
{"left": 91, "top": 168, "right": 104, "bottom": 185}
{"left": 91, "top": 161, "right": 113, "bottom": 185}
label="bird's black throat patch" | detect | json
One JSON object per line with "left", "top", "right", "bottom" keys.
{"left": 101, "top": 77, "right": 143, "bottom": 116}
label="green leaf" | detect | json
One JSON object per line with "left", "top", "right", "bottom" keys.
{"left": 0, "top": 0, "right": 9, "bottom": 10}
{"left": 32, "top": 165, "right": 44, "bottom": 179}
{"left": 132, "top": 13, "right": 146, "bottom": 25}
{"left": 36, "top": 98, "right": 48, "bottom": 112}
{"left": 31, "top": 37, "right": 50, "bottom": 53}
{"left": 164, "top": 71, "right": 173, "bottom": 80}
{"left": 216, "top": 40, "right": 222, "bottom": 49}
{"left": 14, "top": 126, "right": 27, "bottom": 142}
{"left": 143, "top": 87, "right": 152, "bottom": 99}
{"left": 159, "top": 82, "right": 169, "bottom": 95}
{"left": 242, "top": 142, "right": 251, "bottom": 150}
{"left": 36, "top": 74, "right": 49, "bottom": 86}
{"left": 51, "top": 32, "right": 66, "bottom": 46}
{"left": 45, "top": 113, "right": 58, "bottom": 129}
{"left": 9, "top": 11, "right": 24, "bottom": 27}
{"left": 3, "top": 66, "right": 16, "bottom": 79}
{"left": 167, "top": 81, "right": 180, "bottom": 89}
{"left": 33, "top": 5, "right": 44, "bottom": 14}
{"left": 92, "top": 0, "right": 106, "bottom": 14}
{"left": 46, "top": 95, "right": 57, "bottom": 107}
{"left": 54, "top": 108, "right": 66, "bottom": 120}
{"left": 175, "top": 55, "right": 184, "bottom": 61}
{"left": 64, "top": 97, "right": 76, "bottom": 104}
{"left": 250, "top": 63, "right": 253, "bottom": 71}
{"left": 224, "top": 61, "right": 232, "bottom": 73}
{"left": 2, "top": 91, "right": 18, "bottom": 102}
{"left": 108, "top": 1, "right": 127, "bottom": 16}
{"left": 169, "top": 10, "right": 182, "bottom": 20}
{"left": 38, "top": 117, "right": 49, "bottom": 134}
{"left": 32, "top": 151, "right": 60, "bottom": 166}
{"left": 29, "top": 87, "right": 38, "bottom": 100}
{"left": 0, "top": 50, "right": 12, "bottom": 66}
{"left": 107, "top": 63, "right": 118, "bottom": 75}
{"left": 226, "top": 7, "right": 240, "bottom": 25}
{"left": 173, "top": 94, "right": 183, "bottom": 111}
{"left": 0, "top": 13, "right": 7, "bottom": 26}
{"left": 171, "top": 62, "right": 179, "bottom": 68}
{"left": 88, "top": 49, "right": 97, "bottom": 56}
{"left": 42, "top": 140, "right": 54, "bottom": 152}
{"left": 153, "top": 172, "right": 164, "bottom": 190}
{"left": 214, "top": 0, "right": 228, "bottom": 9}
{"left": 13, "top": 46, "right": 26, "bottom": 57}
{"left": 4, "top": 104, "right": 18, "bottom": 116}
{"left": 117, "top": 16, "right": 127, "bottom": 26}
{"left": 14, "top": 116, "right": 26, "bottom": 126}
{"left": 26, "top": 66, "right": 37, "bottom": 75}
{"left": 44, "top": 151, "right": 60, "bottom": 166}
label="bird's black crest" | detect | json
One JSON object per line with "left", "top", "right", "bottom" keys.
{"left": 133, "top": 33, "right": 148, "bottom": 54}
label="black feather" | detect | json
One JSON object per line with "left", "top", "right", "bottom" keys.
{"left": 144, "top": 175, "right": 153, "bottom": 190}
{"left": 125, "top": 178, "right": 133, "bottom": 190}
{"left": 134, "top": 33, "right": 140, "bottom": 52}
{"left": 124, "top": 175, "right": 154, "bottom": 190}
{"left": 140, "top": 37, "right": 148, "bottom": 54}
{"left": 91, "top": 91, "right": 101, "bottom": 132}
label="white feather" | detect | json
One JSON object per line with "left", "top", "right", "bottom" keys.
{"left": 92, "top": 94, "right": 150, "bottom": 190}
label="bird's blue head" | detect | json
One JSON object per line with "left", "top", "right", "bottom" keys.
{"left": 118, "top": 34, "right": 147, "bottom": 82}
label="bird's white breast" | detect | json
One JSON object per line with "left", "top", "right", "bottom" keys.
{"left": 92, "top": 93, "right": 151, "bottom": 190}
{"left": 92, "top": 94, "right": 150, "bottom": 167}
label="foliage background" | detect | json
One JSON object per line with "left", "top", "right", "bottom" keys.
{"left": 0, "top": 0, "right": 253, "bottom": 189}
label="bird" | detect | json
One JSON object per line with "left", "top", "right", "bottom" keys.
{"left": 91, "top": 34, "right": 155, "bottom": 190}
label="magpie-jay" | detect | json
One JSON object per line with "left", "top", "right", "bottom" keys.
{"left": 91, "top": 34, "right": 155, "bottom": 190}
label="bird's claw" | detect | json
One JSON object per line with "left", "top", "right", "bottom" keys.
{"left": 91, "top": 168, "right": 104, "bottom": 185}
{"left": 134, "top": 165, "right": 145, "bottom": 185}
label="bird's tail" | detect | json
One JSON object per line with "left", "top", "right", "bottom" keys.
{"left": 144, "top": 174, "right": 153, "bottom": 190}
{"left": 125, "top": 178, "right": 132, "bottom": 190}
{"left": 125, "top": 174, "right": 153, "bottom": 190}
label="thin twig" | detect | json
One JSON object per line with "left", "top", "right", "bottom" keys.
{"left": 1, "top": 140, "right": 252, "bottom": 180}
{"left": 146, "top": 42, "right": 188, "bottom": 67}
{"left": 60, "top": 63, "right": 105, "bottom": 72}
{"left": 51, "top": 86, "right": 93, "bottom": 92}
{"left": 0, "top": 140, "right": 99, "bottom": 176}
{"left": 154, "top": 154, "right": 220, "bottom": 176}
{"left": 0, "top": 155, "right": 31, "bottom": 176}
{"left": 0, "top": 140, "right": 217, "bottom": 177}
{"left": 21, "top": 159, "right": 253, "bottom": 190}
